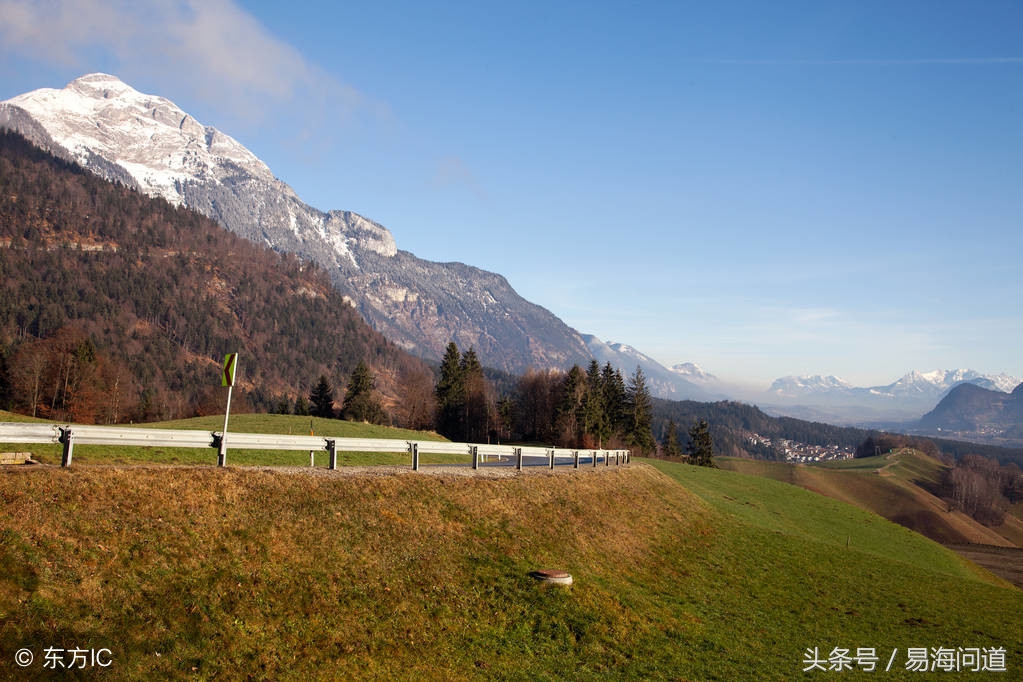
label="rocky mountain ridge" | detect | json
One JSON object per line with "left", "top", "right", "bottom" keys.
{"left": 0, "top": 73, "right": 596, "bottom": 374}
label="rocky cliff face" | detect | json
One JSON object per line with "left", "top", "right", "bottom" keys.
{"left": 1, "top": 74, "right": 592, "bottom": 372}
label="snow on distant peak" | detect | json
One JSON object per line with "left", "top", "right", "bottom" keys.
{"left": 670, "top": 362, "right": 717, "bottom": 383}
{"left": 769, "top": 374, "right": 853, "bottom": 396}
{"left": 888, "top": 369, "right": 988, "bottom": 393}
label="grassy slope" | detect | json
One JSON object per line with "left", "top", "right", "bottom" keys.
{"left": 1, "top": 459, "right": 1020, "bottom": 680}
{"left": 719, "top": 450, "right": 1023, "bottom": 548}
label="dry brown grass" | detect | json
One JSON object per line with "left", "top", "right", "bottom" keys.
{"left": 0, "top": 463, "right": 705, "bottom": 679}
{"left": 3, "top": 461, "right": 1021, "bottom": 680}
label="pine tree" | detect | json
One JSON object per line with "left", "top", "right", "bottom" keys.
{"left": 308, "top": 375, "right": 335, "bottom": 419}
{"left": 582, "top": 360, "right": 608, "bottom": 447}
{"left": 601, "top": 362, "right": 626, "bottom": 444}
{"left": 664, "top": 419, "right": 682, "bottom": 458}
{"left": 625, "top": 366, "right": 656, "bottom": 454}
{"left": 341, "top": 361, "right": 385, "bottom": 424}
{"left": 435, "top": 342, "right": 465, "bottom": 439}
{"left": 686, "top": 419, "right": 715, "bottom": 467}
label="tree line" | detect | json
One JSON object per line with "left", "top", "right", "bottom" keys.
{"left": 428, "top": 341, "right": 716, "bottom": 460}
{"left": 944, "top": 454, "right": 1022, "bottom": 527}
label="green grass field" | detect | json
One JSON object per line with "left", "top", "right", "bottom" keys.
{"left": 1, "top": 452, "right": 1020, "bottom": 680}
{"left": 717, "top": 450, "right": 1023, "bottom": 549}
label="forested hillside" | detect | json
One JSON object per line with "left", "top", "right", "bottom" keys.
{"left": 651, "top": 398, "right": 876, "bottom": 458}
{"left": 0, "top": 130, "right": 431, "bottom": 424}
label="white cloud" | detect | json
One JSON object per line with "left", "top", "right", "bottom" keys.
{"left": 0, "top": 0, "right": 374, "bottom": 129}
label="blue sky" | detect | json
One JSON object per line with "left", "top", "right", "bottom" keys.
{"left": 1, "top": 0, "right": 1021, "bottom": 387}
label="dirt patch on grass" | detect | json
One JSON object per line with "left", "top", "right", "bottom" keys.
{"left": 944, "top": 544, "right": 1023, "bottom": 589}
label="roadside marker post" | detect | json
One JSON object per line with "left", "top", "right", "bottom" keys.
{"left": 219, "top": 353, "right": 238, "bottom": 467}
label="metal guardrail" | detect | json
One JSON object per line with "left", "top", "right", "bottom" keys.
{"left": 0, "top": 422, "right": 629, "bottom": 471}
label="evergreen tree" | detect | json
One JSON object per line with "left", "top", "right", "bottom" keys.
{"left": 495, "top": 395, "right": 515, "bottom": 443}
{"left": 582, "top": 360, "right": 608, "bottom": 447}
{"left": 308, "top": 375, "right": 335, "bottom": 419}
{"left": 625, "top": 366, "right": 656, "bottom": 454}
{"left": 663, "top": 419, "right": 682, "bottom": 458}
{"left": 435, "top": 342, "right": 466, "bottom": 439}
{"left": 601, "top": 362, "right": 626, "bottom": 444}
{"left": 341, "top": 361, "right": 385, "bottom": 424}
{"left": 293, "top": 394, "right": 310, "bottom": 416}
{"left": 686, "top": 419, "right": 715, "bottom": 467}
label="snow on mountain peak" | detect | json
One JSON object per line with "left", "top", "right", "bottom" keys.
{"left": 0, "top": 73, "right": 411, "bottom": 273}
{"left": 769, "top": 374, "right": 852, "bottom": 396}
{"left": 888, "top": 369, "right": 992, "bottom": 393}
{"left": 670, "top": 362, "right": 717, "bottom": 383}
{"left": 5, "top": 73, "right": 272, "bottom": 205}
{"left": 68, "top": 73, "right": 137, "bottom": 98}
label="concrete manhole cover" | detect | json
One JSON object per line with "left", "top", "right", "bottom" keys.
{"left": 529, "top": 569, "right": 573, "bottom": 586}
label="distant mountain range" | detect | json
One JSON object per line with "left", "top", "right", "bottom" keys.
{"left": 760, "top": 369, "right": 1023, "bottom": 424}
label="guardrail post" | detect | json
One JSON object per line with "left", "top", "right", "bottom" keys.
{"left": 327, "top": 439, "right": 337, "bottom": 470}
{"left": 60, "top": 428, "right": 74, "bottom": 467}
{"left": 515, "top": 447, "right": 523, "bottom": 471}
{"left": 592, "top": 449, "right": 597, "bottom": 468}
{"left": 411, "top": 442, "right": 420, "bottom": 471}
{"left": 549, "top": 449, "right": 555, "bottom": 469}
{"left": 573, "top": 450, "right": 579, "bottom": 469}
{"left": 615, "top": 451, "right": 620, "bottom": 466}
{"left": 217, "top": 432, "right": 227, "bottom": 467}
{"left": 605, "top": 450, "right": 609, "bottom": 467}
{"left": 471, "top": 445, "right": 479, "bottom": 470}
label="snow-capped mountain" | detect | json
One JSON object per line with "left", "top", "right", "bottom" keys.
{"left": 762, "top": 369, "right": 1023, "bottom": 424}
{"left": 768, "top": 375, "right": 854, "bottom": 398}
{"left": 670, "top": 363, "right": 717, "bottom": 384}
{"left": 1, "top": 74, "right": 593, "bottom": 372}
{"left": 873, "top": 369, "right": 1022, "bottom": 397}
{"left": 2, "top": 74, "right": 272, "bottom": 205}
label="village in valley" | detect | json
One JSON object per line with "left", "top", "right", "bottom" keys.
{"left": 746, "top": 433, "right": 856, "bottom": 464}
